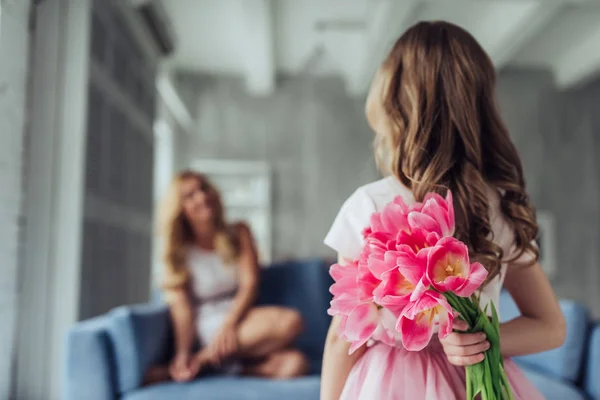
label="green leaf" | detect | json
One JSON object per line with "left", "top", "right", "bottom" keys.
{"left": 483, "top": 355, "right": 497, "bottom": 400}
{"left": 473, "top": 310, "right": 487, "bottom": 332}
{"left": 491, "top": 301, "right": 500, "bottom": 331}
{"left": 468, "top": 363, "right": 485, "bottom": 400}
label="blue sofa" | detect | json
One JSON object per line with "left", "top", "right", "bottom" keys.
{"left": 65, "top": 259, "right": 600, "bottom": 400}
{"left": 499, "top": 291, "right": 599, "bottom": 400}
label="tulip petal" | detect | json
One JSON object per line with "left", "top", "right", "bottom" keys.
{"left": 345, "top": 303, "right": 378, "bottom": 354}
{"left": 454, "top": 262, "right": 488, "bottom": 297}
{"left": 421, "top": 198, "right": 451, "bottom": 236}
{"left": 372, "top": 315, "right": 397, "bottom": 347}
{"left": 329, "top": 263, "right": 355, "bottom": 281}
{"left": 373, "top": 268, "right": 413, "bottom": 309}
{"left": 399, "top": 248, "right": 429, "bottom": 287}
{"left": 369, "top": 212, "right": 384, "bottom": 233}
{"left": 358, "top": 264, "right": 380, "bottom": 299}
{"left": 392, "top": 195, "right": 411, "bottom": 212}
{"left": 328, "top": 293, "right": 360, "bottom": 315}
{"left": 399, "top": 318, "right": 433, "bottom": 351}
{"left": 368, "top": 253, "right": 396, "bottom": 279}
{"left": 435, "top": 294, "right": 455, "bottom": 339}
{"left": 395, "top": 249, "right": 416, "bottom": 268}
{"left": 423, "top": 192, "right": 445, "bottom": 204}
{"left": 397, "top": 301, "right": 435, "bottom": 351}
{"left": 409, "top": 277, "right": 429, "bottom": 301}
{"left": 437, "top": 309, "right": 454, "bottom": 339}
{"left": 330, "top": 276, "right": 360, "bottom": 296}
{"left": 381, "top": 203, "right": 410, "bottom": 233}
{"left": 445, "top": 191, "right": 455, "bottom": 236}
{"left": 345, "top": 303, "right": 378, "bottom": 337}
{"left": 398, "top": 291, "right": 454, "bottom": 350}
{"left": 425, "top": 232, "right": 441, "bottom": 247}
{"left": 408, "top": 211, "right": 442, "bottom": 236}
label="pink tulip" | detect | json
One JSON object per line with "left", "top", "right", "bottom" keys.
{"left": 361, "top": 233, "right": 397, "bottom": 279}
{"left": 329, "top": 262, "right": 360, "bottom": 297}
{"left": 357, "top": 261, "right": 381, "bottom": 300}
{"left": 367, "top": 195, "right": 412, "bottom": 239}
{"left": 408, "top": 191, "right": 455, "bottom": 237}
{"left": 328, "top": 262, "right": 381, "bottom": 354}
{"left": 396, "top": 227, "right": 440, "bottom": 256}
{"left": 392, "top": 247, "right": 431, "bottom": 302}
{"left": 373, "top": 264, "right": 420, "bottom": 310}
{"left": 396, "top": 291, "right": 454, "bottom": 351}
{"left": 425, "top": 237, "right": 488, "bottom": 297}
{"left": 343, "top": 303, "right": 380, "bottom": 354}
{"left": 372, "top": 308, "right": 401, "bottom": 346}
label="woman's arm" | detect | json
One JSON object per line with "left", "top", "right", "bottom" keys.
{"left": 165, "top": 287, "right": 197, "bottom": 381}
{"left": 206, "top": 223, "right": 260, "bottom": 364}
{"left": 321, "top": 316, "right": 366, "bottom": 400}
{"left": 223, "top": 223, "right": 260, "bottom": 327}
{"left": 500, "top": 261, "right": 566, "bottom": 356}
{"left": 166, "top": 287, "right": 196, "bottom": 355}
{"left": 320, "top": 255, "right": 366, "bottom": 400}
{"left": 441, "top": 262, "right": 566, "bottom": 366}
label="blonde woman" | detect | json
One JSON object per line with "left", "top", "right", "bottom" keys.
{"left": 152, "top": 170, "right": 308, "bottom": 383}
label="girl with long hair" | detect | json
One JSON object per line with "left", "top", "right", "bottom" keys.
{"left": 321, "top": 21, "right": 565, "bottom": 399}
{"left": 151, "top": 170, "right": 308, "bottom": 383}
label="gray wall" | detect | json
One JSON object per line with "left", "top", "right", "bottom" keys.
{"left": 0, "top": 0, "right": 30, "bottom": 395}
{"left": 497, "top": 69, "right": 600, "bottom": 315}
{"left": 176, "top": 69, "right": 600, "bottom": 315}
{"left": 175, "top": 73, "right": 379, "bottom": 261}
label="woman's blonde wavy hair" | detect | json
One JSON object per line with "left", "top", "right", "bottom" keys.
{"left": 157, "top": 170, "right": 241, "bottom": 289}
{"left": 373, "top": 21, "right": 539, "bottom": 281}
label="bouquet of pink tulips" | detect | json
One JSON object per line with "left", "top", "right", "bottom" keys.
{"left": 328, "top": 191, "right": 514, "bottom": 400}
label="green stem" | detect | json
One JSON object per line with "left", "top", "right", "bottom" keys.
{"left": 445, "top": 293, "right": 475, "bottom": 326}
{"left": 466, "top": 366, "right": 473, "bottom": 400}
{"left": 500, "top": 364, "right": 515, "bottom": 400}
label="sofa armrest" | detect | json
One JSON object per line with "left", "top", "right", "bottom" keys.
{"left": 585, "top": 323, "right": 600, "bottom": 400}
{"left": 64, "top": 315, "right": 117, "bottom": 400}
{"left": 105, "top": 303, "right": 172, "bottom": 395}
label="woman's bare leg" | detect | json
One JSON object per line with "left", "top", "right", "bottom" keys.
{"left": 143, "top": 306, "right": 307, "bottom": 384}
{"left": 243, "top": 349, "right": 309, "bottom": 379}
{"left": 235, "top": 306, "right": 304, "bottom": 359}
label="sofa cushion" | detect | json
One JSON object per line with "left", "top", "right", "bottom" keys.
{"left": 500, "top": 291, "right": 589, "bottom": 382}
{"left": 257, "top": 259, "right": 333, "bottom": 374}
{"left": 123, "top": 376, "right": 321, "bottom": 400}
{"left": 521, "top": 367, "right": 586, "bottom": 400}
{"left": 584, "top": 323, "right": 600, "bottom": 399}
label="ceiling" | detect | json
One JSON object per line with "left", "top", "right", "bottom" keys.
{"left": 160, "top": 0, "right": 600, "bottom": 95}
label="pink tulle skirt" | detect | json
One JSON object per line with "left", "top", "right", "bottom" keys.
{"left": 340, "top": 341, "right": 544, "bottom": 400}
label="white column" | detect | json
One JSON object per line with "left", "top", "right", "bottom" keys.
{"left": 15, "top": 0, "right": 91, "bottom": 399}
{"left": 151, "top": 116, "right": 174, "bottom": 288}
{"left": 0, "top": 0, "right": 31, "bottom": 397}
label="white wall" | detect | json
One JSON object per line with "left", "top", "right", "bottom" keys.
{"left": 0, "top": 0, "right": 31, "bottom": 396}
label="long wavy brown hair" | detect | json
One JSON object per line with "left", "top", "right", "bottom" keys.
{"left": 158, "top": 170, "right": 241, "bottom": 289}
{"left": 372, "top": 21, "right": 539, "bottom": 281}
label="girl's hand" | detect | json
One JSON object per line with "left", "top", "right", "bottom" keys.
{"left": 440, "top": 319, "right": 490, "bottom": 366}
{"left": 169, "top": 352, "right": 195, "bottom": 382}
